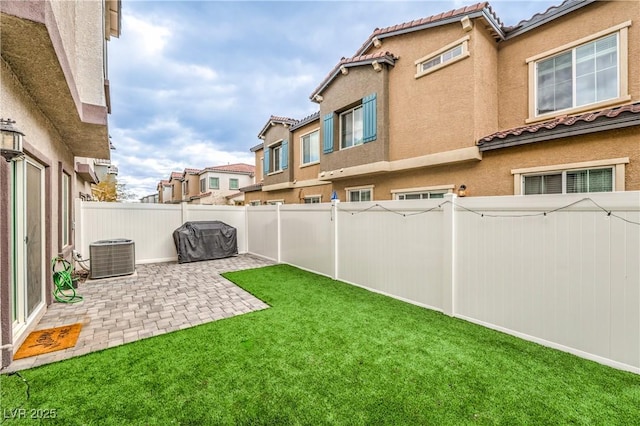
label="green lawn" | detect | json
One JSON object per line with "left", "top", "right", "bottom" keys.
{"left": 1, "top": 264, "right": 639, "bottom": 425}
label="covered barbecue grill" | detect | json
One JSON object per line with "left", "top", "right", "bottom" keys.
{"left": 172, "top": 221, "right": 238, "bottom": 264}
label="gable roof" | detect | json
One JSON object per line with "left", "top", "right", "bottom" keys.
{"left": 183, "top": 168, "right": 201, "bottom": 175}
{"left": 169, "top": 171, "right": 183, "bottom": 182}
{"left": 503, "top": 0, "right": 597, "bottom": 39}
{"left": 291, "top": 111, "right": 320, "bottom": 131}
{"left": 478, "top": 102, "right": 640, "bottom": 151}
{"left": 310, "top": 52, "right": 397, "bottom": 101}
{"left": 202, "top": 163, "right": 255, "bottom": 175}
{"left": 258, "top": 115, "right": 297, "bottom": 139}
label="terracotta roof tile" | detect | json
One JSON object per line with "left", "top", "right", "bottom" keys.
{"left": 478, "top": 102, "right": 640, "bottom": 145}
{"left": 310, "top": 52, "right": 397, "bottom": 99}
{"left": 504, "top": 0, "right": 594, "bottom": 36}
{"left": 183, "top": 168, "right": 201, "bottom": 174}
{"left": 240, "top": 182, "right": 263, "bottom": 192}
{"left": 169, "top": 171, "right": 183, "bottom": 181}
{"left": 204, "top": 163, "right": 255, "bottom": 174}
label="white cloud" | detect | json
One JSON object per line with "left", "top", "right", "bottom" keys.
{"left": 121, "top": 14, "right": 172, "bottom": 59}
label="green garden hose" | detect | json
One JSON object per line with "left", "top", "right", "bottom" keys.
{"left": 52, "top": 257, "right": 83, "bottom": 303}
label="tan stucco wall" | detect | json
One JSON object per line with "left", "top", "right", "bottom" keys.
{"left": 262, "top": 123, "right": 293, "bottom": 186}
{"left": 50, "top": 0, "right": 106, "bottom": 107}
{"left": 319, "top": 65, "right": 390, "bottom": 171}
{"left": 291, "top": 119, "right": 321, "bottom": 181}
{"left": 253, "top": 147, "right": 264, "bottom": 182}
{"left": 497, "top": 0, "right": 640, "bottom": 131}
{"left": 329, "top": 127, "right": 640, "bottom": 199}
{"left": 373, "top": 21, "right": 478, "bottom": 160}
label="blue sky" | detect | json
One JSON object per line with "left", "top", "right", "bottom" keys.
{"left": 108, "top": 0, "right": 561, "bottom": 199}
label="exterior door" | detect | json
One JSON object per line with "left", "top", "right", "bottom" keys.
{"left": 12, "top": 157, "right": 46, "bottom": 338}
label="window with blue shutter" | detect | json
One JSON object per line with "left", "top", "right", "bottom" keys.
{"left": 323, "top": 113, "right": 334, "bottom": 153}
{"left": 263, "top": 149, "right": 270, "bottom": 175}
{"left": 362, "top": 93, "right": 377, "bottom": 143}
{"left": 281, "top": 140, "right": 288, "bottom": 170}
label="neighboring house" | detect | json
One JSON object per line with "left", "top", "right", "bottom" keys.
{"left": 157, "top": 179, "right": 172, "bottom": 204}
{"left": 0, "top": 0, "right": 121, "bottom": 368}
{"left": 74, "top": 156, "right": 119, "bottom": 201}
{"left": 160, "top": 164, "right": 255, "bottom": 205}
{"left": 168, "top": 171, "right": 184, "bottom": 203}
{"left": 140, "top": 193, "right": 159, "bottom": 203}
{"left": 245, "top": 0, "right": 640, "bottom": 204}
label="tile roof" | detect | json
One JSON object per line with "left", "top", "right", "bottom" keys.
{"left": 478, "top": 102, "right": 640, "bottom": 150}
{"left": 204, "top": 163, "right": 255, "bottom": 175}
{"left": 503, "top": 0, "right": 596, "bottom": 39}
{"left": 310, "top": 52, "right": 397, "bottom": 100}
{"left": 258, "top": 115, "right": 298, "bottom": 138}
{"left": 239, "top": 182, "right": 263, "bottom": 192}
{"left": 183, "top": 168, "right": 201, "bottom": 175}
{"left": 354, "top": 2, "right": 502, "bottom": 56}
{"left": 291, "top": 111, "right": 320, "bottom": 131}
{"left": 169, "top": 171, "right": 183, "bottom": 181}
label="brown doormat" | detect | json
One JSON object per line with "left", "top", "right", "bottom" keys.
{"left": 13, "top": 323, "right": 83, "bottom": 360}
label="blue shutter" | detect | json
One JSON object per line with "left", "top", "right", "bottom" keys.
{"left": 281, "top": 140, "right": 288, "bottom": 170}
{"left": 263, "top": 149, "right": 270, "bottom": 175}
{"left": 323, "top": 113, "right": 334, "bottom": 153}
{"left": 362, "top": 93, "right": 377, "bottom": 143}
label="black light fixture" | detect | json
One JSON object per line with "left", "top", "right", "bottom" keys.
{"left": 457, "top": 184, "right": 467, "bottom": 197}
{"left": 0, "top": 118, "right": 25, "bottom": 162}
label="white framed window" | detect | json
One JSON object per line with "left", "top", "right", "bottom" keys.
{"left": 415, "top": 36, "right": 470, "bottom": 79}
{"left": 340, "top": 106, "right": 363, "bottom": 149}
{"left": 267, "top": 199, "right": 284, "bottom": 205}
{"left": 346, "top": 186, "right": 373, "bottom": 202}
{"left": 249, "top": 200, "right": 261, "bottom": 206}
{"left": 527, "top": 22, "right": 630, "bottom": 121}
{"left": 396, "top": 191, "right": 445, "bottom": 200}
{"left": 200, "top": 178, "right": 206, "bottom": 193}
{"left": 273, "top": 145, "right": 282, "bottom": 171}
{"left": 304, "top": 196, "right": 321, "bottom": 204}
{"left": 523, "top": 167, "right": 614, "bottom": 195}
{"left": 61, "top": 172, "right": 70, "bottom": 247}
{"left": 513, "top": 158, "right": 627, "bottom": 195}
{"left": 182, "top": 180, "right": 189, "bottom": 196}
{"left": 209, "top": 177, "right": 219, "bottom": 189}
{"left": 229, "top": 178, "right": 239, "bottom": 190}
{"left": 301, "top": 129, "right": 320, "bottom": 165}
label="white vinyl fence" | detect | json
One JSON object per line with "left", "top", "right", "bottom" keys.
{"left": 75, "top": 192, "right": 640, "bottom": 373}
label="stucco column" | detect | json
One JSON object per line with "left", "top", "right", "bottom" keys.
{"left": 0, "top": 159, "right": 14, "bottom": 368}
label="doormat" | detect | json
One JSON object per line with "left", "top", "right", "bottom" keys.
{"left": 13, "top": 323, "right": 82, "bottom": 360}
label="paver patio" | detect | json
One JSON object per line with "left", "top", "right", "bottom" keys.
{"left": 4, "top": 254, "right": 273, "bottom": 373}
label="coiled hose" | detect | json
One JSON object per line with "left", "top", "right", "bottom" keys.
{"left": 52, "top": 257, "right": 83, "bottom": 303}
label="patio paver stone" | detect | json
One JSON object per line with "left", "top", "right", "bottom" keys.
{"left": 3, "top": 254, "right": 273, "bottom": 373}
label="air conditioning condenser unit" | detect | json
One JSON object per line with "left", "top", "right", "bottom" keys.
{"left": 89, "top": 239, "right": 135, "bottom": 279}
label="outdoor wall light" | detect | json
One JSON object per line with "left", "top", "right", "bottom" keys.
{"left": 457, "top": 184, "right": 467, "bottom": 197}
{"left": 0, "top": 118, "right": 25, "bottom": 162}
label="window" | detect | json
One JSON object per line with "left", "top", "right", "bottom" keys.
{"left": 249, "top": 200, "right": 261, "bottom": 206}
{"left": 182, "top": 181, "right": 189, "bottom": 196}
{"left": 347, "top": 187, "right": 372, "bottom": 202}
{"left": 527, "top": 22, "right": 630, "bottom": 120}
{"left": 264, "top": 140, "right": 288, "bottom": 174}
{"left": 396, "top": 191, "right": 445, "bottom": 200}
{"left": 267, "top": 200, "right": 284, "bottom": 205}
{"left": 304, "top": 196, "right": 321, "bottom": 204}
{"left": 200, "top": 179, "right": 206, "bottom": 193}
{"left": 229, "top": 178, "right": 239, "bottom": 190}
{"left": 523, "top": 167, "right": 613, "bottom": 195}
{"left": 209, "top": 177, "right": 219, "bottom": 189}
{"left": 536, "top": 34, "right": 618, "bottom": 115}
{"left": 415, "top": 36, "right": 470, "bottom": 79}
{"left": 341, "top": 106, "right": 363, "bottom": 149}
{"left": 62, "top": 172, "right": 70, "bottom": 247}
{"left": 325, "top": 93, "right": 376, "bottom": 153}
{"left": 301, "top": 130, "right": 320, "bottom": 165}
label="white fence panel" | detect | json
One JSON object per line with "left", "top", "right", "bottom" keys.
{"left": 454, "top": 193, "right": 640, "bottom": 372}
{"left": 185, "top": 205, "right": 248, "bottom": 253}
{"left": 246, "top": 206, "right": 279, "bottom": 261}
{"left": 280, "top": 204, "right": 334, "bottom": 277}
{"left": 337, "top": 200, "right": 445, "bottom": 311}
{"left": 76, "top": 201, "right": 182, "bottom": 264}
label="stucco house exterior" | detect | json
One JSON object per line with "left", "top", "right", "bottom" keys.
{"left": 0, "top": 0, "right": 121, "bottom": 369}
{"left": 244, "top": 0, "right": 640, "bottom": 205}
{"left": 160, "top": 163, "right": 255, "bottom": 205}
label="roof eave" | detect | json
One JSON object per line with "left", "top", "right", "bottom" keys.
{"left": 478, "top": 114, "right": 640, "bottom": 152}
{"left": 504, "top": 0, "right": 597, "bottom": 40}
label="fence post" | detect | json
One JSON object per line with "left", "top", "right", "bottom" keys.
{"left": 74, "top": 198, "right": 83, "bottom": 255}
{"left": 332, "top": 199, "right": 340, "bottom": 280}
{"left": 442, "top": 193, "right": 457, "bottom": 316}
{"left": 244, "top": 204, "right": 249, "bottom": 255}
{"left": 180, "top": 202, "right": 188, "bottom": 224}
{"left": 276, "top": 202, "right": 282, "bottom": 263}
